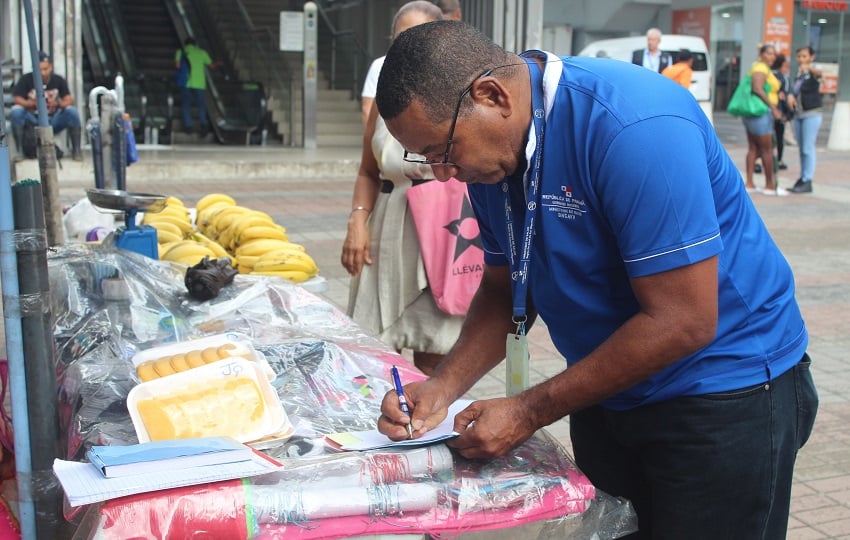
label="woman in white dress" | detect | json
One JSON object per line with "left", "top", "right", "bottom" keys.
{"left": 341, "top": 2, "right": 464, "bottom": 374}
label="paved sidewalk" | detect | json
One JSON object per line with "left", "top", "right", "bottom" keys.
{"left": 5, "top": 112, "right": 850, "bottom": 538}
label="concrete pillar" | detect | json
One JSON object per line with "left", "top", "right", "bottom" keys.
{"left": 828, "top": 102, "right": 850, "bottom": 151}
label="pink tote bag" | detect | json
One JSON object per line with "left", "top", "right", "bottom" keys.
{"left": 406, "top": 179, "right": 484, "bottom": 316}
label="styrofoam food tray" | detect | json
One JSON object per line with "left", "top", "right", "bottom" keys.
{"left": 127, "top": 358, "right": 290, "bottom": 443}
{"left": 131, "top": 332, "right": 274, "bottom": 380}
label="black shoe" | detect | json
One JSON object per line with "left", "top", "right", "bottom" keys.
{"left": 183, "top": 127, "right": 193, "bottom": 135}
{"left": 778, "top": 161, "right": 788, "bottom": 170}
{"left": 754, "top": 163, "right": 763, "bottom": 174}
{"left": 198, "top": 125, "right": 209, "bottom": 138}
{"left": 789, "top": 180, "right": 812, "bottom": 193}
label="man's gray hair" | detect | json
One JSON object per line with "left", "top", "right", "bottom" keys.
{"left": 391, "top": 1, "right": 443, "bottom": 39}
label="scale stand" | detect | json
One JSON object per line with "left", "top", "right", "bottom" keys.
{"left": 86, "top": 188, "right": 167, "bottom": 259}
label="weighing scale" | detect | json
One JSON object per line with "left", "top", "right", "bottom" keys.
{"left": 86, "top": 189, "right": 167, "bottom": 259}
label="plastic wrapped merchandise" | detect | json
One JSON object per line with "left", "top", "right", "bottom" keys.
{"left": 45, "top": 244, "right": 638, "bottom": 538}
{"left": 73, "top": 437, "right": 636, "bottom": 539}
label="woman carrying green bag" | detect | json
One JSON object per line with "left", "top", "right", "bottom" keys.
{"left": 740, "top": 44, "right": 787, "bottom": 196}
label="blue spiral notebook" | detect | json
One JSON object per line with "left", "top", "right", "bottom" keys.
{"left": 86, "top": 436, "right": 253, "bottom": 478}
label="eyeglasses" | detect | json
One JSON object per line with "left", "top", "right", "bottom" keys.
{"left": 403, "top": 68, "right": 494, "bottom": 166}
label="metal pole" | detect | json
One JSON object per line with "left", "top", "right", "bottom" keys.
{"left": 0, "top": 62, "right": 38, "bottom": 540}
{"left": 100, "top": 93, "right": 116, "bottom": 188}
{"left": 303, "top": 2, "right": 318, "bottom": 149}
{"left": 22, "top": 0, "right": 64, "bottom": 246}
{"left": 12, "top": 181, "right": 62, "bottom": 540}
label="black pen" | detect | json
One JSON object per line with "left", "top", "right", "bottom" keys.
{"left": 390, "top": 365, "right": 414, "bottom": 439}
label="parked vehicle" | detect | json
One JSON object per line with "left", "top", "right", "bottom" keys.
{"left": 577, "top": 35, "right": 713, "bottom": 123}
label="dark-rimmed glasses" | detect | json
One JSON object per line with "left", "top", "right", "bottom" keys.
{"left": 403, "top": 68, "right": 494, "bottom": 166}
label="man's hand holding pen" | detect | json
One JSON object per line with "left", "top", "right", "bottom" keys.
{"left": 378, "top": 375, "right": 452, "bottom": 442}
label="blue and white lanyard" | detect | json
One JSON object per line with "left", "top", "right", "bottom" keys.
{"left": 504, "top": 55, "right": 546, "bottom": 332}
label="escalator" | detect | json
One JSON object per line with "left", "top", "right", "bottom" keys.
{"left": 82, "top": 0, "right": 266, "bottom": 145}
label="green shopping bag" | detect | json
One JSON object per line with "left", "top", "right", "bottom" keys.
{"left": 727, "top": 75, "right": 770, "bottom": 117}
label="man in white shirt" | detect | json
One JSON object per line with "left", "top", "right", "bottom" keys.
{"left": 631, "top": 28, "right": 672, "bottom": 73}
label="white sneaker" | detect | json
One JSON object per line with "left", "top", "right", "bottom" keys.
{"left": 762, "top": 187, "right": 789, "bottom": 197}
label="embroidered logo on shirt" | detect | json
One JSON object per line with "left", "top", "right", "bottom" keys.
{"left": 540, "top": 184, "right": 587, "bottom": 221}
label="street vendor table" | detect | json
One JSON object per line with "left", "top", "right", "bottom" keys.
{"left": 45, "top": 244, "right": 635, "bottom": 539}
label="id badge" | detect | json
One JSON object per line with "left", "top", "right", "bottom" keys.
{"left": 506, "top": 332, "right": 529, "bottom": 397}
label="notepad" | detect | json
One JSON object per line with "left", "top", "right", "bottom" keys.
{"left": 86, "top": 436, "right": 253, "bottom": 478}
{"left": 54, "top": 450, "right": 280, "bottom": 507}
{"left": 326, "top": 399, "right": 473, "bottom": 451}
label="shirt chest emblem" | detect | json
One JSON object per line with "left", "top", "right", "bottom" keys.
{"left": 540, "top": 183, "right": 588, "bottom": 222}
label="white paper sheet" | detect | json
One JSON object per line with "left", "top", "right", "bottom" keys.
{"left": 326, "top": 399, "right": 473, "bottom": 451}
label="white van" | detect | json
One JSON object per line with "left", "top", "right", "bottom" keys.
{"left": 577, "top": 35, "right": 713, "bottom": 123}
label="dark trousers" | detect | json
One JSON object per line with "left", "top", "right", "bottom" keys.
{"left": 571, "top": 355, "right": 818, "bottom": 540}
{"left": 774, "top": 119, "right": 786, "bottom": 162}
{"left": 180, "top": 87, "right": 208, "bottom": 130}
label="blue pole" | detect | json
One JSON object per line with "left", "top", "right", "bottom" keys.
{"left": 22, "top": 0, "right": 49, "bottom": 127}
{"left": 0, "top": 64, "right": 37, "bottom": 540}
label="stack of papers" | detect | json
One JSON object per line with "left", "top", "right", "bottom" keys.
{"left": 54, "top": 436, "right": 281, "bottom": 506}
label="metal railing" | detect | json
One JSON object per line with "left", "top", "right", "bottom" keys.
{"left": 315, "top": 1, "right": 371, "bottom": 99}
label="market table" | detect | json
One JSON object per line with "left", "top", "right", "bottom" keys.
{"left": 47, "top": 244, "right": 636, "bottom": 539}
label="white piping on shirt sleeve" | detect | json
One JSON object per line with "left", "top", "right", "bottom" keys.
{"left": 622, "top": 233, "right": 720, "bottom": 263}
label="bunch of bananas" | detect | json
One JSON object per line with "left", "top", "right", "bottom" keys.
{"left": 146, "top": 193, "right": 320, "bottom": 283}
{"left": 159, "top": 240, "right": 220, "bottom": 267}
{"left": 142, "top": 196, "right": 194, "bottom": 248}
{"left": 193, "top": 193, "right": 320, "bottom": 282}
{"left": 248, "top": 247, "right": 319, "bottom": 283}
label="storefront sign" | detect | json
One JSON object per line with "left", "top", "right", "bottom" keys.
{"left": 816, "top": 62, "right": 840, "bottom": 93}
{"left": 672, "top": 7, "right": 711, "bottom": 40}
{"left": 763, "top": 0, "right": 795, "bottom": 56}
{"left": 801, "top": 0, "right": 848, "bottom": 11}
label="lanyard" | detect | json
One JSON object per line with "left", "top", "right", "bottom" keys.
{"left": 504, "top": 55, "right": 546, "bottom": 330}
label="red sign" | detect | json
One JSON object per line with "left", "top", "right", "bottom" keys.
{"left": 672, "top": 8, "right": 712, "bottom": 40}
{"left": 763, "top": 0, "right": 795, "bottom": 56}
{"left": 801, "top": 0, "right": 848, "bottom": 11}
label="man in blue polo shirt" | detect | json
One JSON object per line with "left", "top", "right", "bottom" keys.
{"left": 374, "top": 21, "right": 817, "bottom": 539}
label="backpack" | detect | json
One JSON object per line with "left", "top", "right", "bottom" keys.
{"left": 175, "top": 49, "right": 191, "bottom": 88}
{"left": 21, "top": 123, "right": 37, "bottom": 159}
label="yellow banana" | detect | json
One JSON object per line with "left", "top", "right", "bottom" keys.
{"left": 235, "top": 225, "right": 289, "bottom": 245}
{"left": 155, "top": 229, "right": 183, "bottom": 245}
{"left": 173, "top": 253, "right": 213, "bottom": 266}
{"left": 235, "top": 239, "right": 305, "bottom": 258}
{"left": 190, "top": 232, "right": 230, "bottom": 258}
{"left": 144, "top": 214, "right": 194, "bottom": 235}
{"left": 196, "top": 193, "right": 236, "bottom": 213}
{"left": 197, "top": 202, "right": 234, "bottom": 233}
{"left": 250, "top": 270, "right": 313, "bottom": 283}
{"left": 215, "top": 223, "right": 241, "bottom": 252}
{"left": 149, "top": 220, "right": 184, "bottom": 238}
{"left": 229, "top": 215, "right": 277, "bottom": 245}
{"left": 254, "top": 250, "right": 318, "bottom": 275}
{"left": 165, "top": 196, "right": 185, "bottom": 208}
{"left": 162, "top": 241, "right": 215, "bottom": 264}
{"left": 209, "top": 206, "right": 252, "bottom": 237}
{"left": 158, "top": 242, "right": 179, "bottom": 258}
{"left": 152, "top": 205, "right": 191, "bottom": 220}
{"left": 235, "top": 255, "right": 260, "bottom": 268}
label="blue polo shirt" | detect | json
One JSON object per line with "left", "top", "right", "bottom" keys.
{"left": 469, "top": 55, "right": 808, "bottom": 410}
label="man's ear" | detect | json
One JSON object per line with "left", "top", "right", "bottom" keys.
{"left": 471, "top": 78, "right": 513, "bottom": 116}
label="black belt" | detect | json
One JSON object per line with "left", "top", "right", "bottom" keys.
{"left": 380, "top": 179, "right": 431, "bottom": 193}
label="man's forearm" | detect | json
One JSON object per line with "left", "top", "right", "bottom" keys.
{"left": 430, "top": 264, "right": 517, "bottom": 401}
{"left": 13, "top": 96, "right": 35, "bottom": 110}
